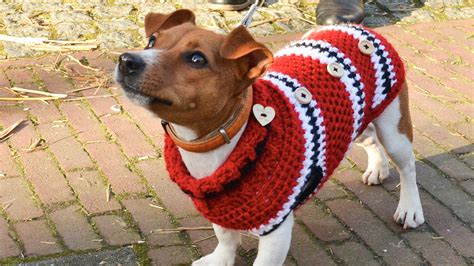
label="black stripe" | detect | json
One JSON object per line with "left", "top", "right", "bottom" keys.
{"left": 285, "top": 41, "right": 365, "bottom": 133}
{"left": 262, "top": 73, "right": 325, "bottom": 235}
{"left": 349, "top": 26, "right": 394, "bottom": 101}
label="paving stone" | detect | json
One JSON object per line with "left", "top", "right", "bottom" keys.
{"left": 35, "top": 68, "right": 74, "bottom": 94}
{"left": 4, "top": 68, "right": 36, "bottom": 85}
{"left": 122, "top": 198, "right": 183, "bottom": 246}
{"left": 402, "top": 231, "right": 465, "bottom": 265}
{"left": 137, "top": 158, "right": 199, "bottom": 218}
{"left": 179, "top": 216, "right": 216, "bottom": 256}
{"left": 290, "top": 223, "right": 336, "bottom": 265}
{"left": 148, "top": 246, "right": 193, "bottom": 265}
{"left": 334, "top": 169, "right": 404, "bottom": 233}
{"left": 92, "top": 215, "right": 142, "bottom": 246}
{"left": 50, "top": 205, "right": 101, "bottom": 251}
{"left": 15, "top": 219, "right": 62, "bottom": 256}
{"left": 415, "top": 162, "right": 474, "bottom": 225}
{"left": 315, "top": 179, "right": 349, "bottom": 201}
{"left": 0, "top": 108, "right": 34, "bottom": 151}
{"left": 24, "top": 100, "right": 63, "bottom": 125}
{"left": 460, "top": 179, "right": 474, "bottom": 195}
{"left": 330, "top": 241, "right": 380, "bottom": 266}
{"left": 0, "top": 143, "right": 20, "bottom": 178}
{"left": 60, "top": 102, "right": 107, "bottom": 143}
{"left": 117, "top": 95, "right": 166, "bottom": 148}
{"left": 37, "top": 123, "right": 93, "bottom": 171}
{"left": 411, "top": 110, "right": 471, "bottom": 154}
{"left": 0, "top": 178, "right": 43, "bottom": 221}
{"left": 83, "top": 89, "right": 121, "bottom": 117}
{"left": 19, "top": 150, "right": 75, "bottom": 205}
{"left": 0, "top": 217, "right": 20, "bottom": 258}
{"left": 66, "top": 171, "right": 122, "bottom": 214}
{"left": 86, "top": 142, "right": 147, "bottom": 194}
{"left": 326, "top": 199, "right": 421, "bottom": 265}
{"left": 419, "top": 191, "right": 474, "bottom": 257}
{"left": 21, "top": 247, "right": 138, "bottom": 265}
{"left": 101, "top": 114, "right": 156, "bottom": 158}
{"left": 295, "top": 201, "right": 351, "bottom": 242}
{"left": 426, "top": 153, "right": 473, "bottom": 182}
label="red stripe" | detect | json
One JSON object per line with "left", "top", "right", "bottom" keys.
{"left": 269, "top": 55, "right": 354, "bottom": 179}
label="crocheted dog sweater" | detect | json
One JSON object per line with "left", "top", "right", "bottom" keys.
{"left": 165, "top": 25, "right": 405, "bottom": 235}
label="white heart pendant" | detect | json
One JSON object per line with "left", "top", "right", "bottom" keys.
{"left": 252, "top": 104, "right": 275, "bottom": 126}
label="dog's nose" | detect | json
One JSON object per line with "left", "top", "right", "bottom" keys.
{"left": 118, "top": 53, "right": 145, "bottom": 76}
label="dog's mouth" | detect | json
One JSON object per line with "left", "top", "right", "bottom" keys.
{"left": 121, "top": 84, "right": 173, "bottom": 107}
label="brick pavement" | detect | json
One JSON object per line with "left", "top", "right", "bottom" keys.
{"left": 0, "top": 19, "right": 473, "bottom": 265}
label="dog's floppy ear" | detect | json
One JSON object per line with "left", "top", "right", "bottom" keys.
{"left": 144, "top": 9, "right": 196, "bottom": 37}
{"left": 220, "top": 25, "right": 273, "bottom": 80}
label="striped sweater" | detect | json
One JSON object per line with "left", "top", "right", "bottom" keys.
{"left": 165, "top": 25, "right": 405, "bottom": 235}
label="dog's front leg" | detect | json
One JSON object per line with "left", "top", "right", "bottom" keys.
{"left": 254, "top": 212, "right": 294, "bottom": 266}
{"left": 192, "top": 223, "right": 240, "bottom": 266}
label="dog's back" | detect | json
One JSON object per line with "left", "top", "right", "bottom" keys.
{"left": 262, "top": 24, "right": 405, "bottom": 180}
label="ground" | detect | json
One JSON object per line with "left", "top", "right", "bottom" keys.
{"left": 0, "top": 1, "right": 473, "bottom": 266}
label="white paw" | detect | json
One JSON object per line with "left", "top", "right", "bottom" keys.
{"left": 394, "top": 198, "right": 425, "bottom": 229}
{"left": 192, "top": 252, "right": 235, "bottom": 266}
{"left": 362, "top": 159, "right": 390, "bottom": 185}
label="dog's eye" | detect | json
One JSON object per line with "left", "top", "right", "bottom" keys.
{"left": 185, "top": 52, "right": 208, "bottom": 68}
{"left": 145, "top": 36, "right": 156, "bottom": 49}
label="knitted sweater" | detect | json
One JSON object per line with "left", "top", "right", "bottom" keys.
{"left": 165, "top": 25, "right": 405, "bottom": 235}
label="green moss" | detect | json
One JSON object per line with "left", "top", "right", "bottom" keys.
{"left": 133, "top": 244, "right": 151, "bottom": 265}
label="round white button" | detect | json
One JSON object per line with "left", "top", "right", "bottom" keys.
{"left": 294, "top": 87, "right": 312, "bottom": 104}
{"left": 327, "top": 62, "right": 344, "bottom": 78}
{"left": 358, "top": 39, "right": 375, "bottom": 55}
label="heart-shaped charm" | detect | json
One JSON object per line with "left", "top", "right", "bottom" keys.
{"left": 252, "top": 104, "right": 275, "bottom": 126}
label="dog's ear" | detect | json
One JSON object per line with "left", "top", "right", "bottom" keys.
{"left": 220, "top": 25, "right": 273, "bottom": 80}
{"left": 144, "top": 9, "right": 196, "bottom": 37}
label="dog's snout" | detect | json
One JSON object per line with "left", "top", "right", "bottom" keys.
{"left": 118, "top": 53, "right": 146, "bottom": 76}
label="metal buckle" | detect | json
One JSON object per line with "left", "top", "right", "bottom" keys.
{"left": 218, "top": 128, "right": 231, "bottom": 144}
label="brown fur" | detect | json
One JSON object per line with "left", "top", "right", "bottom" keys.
{"left": 398, "top": 82, "right": 413, "bottom": 142}
{"left": 140, "top": 11, "right": 273, "bottom": 137}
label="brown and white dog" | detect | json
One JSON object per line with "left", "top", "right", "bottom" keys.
{"left": 115, "top": 9, "right": 424, "bottom": 265}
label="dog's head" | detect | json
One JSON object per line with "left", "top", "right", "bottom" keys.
{"left": 115, "top": 9, "right": 273, "bottom": 129}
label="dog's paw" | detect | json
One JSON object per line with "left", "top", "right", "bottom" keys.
{"left": 192, "top": 252, "right": 235, "bottom": 266}
{"left": 362, "top": 159, "right": 390, "bottom": 185}
{"left": 394, "top": 198, "right": 425, "bottom": 229}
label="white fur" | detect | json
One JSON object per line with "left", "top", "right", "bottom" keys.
{"left": 356, "top": 123, "right": 390, "bottom": 185}
{"left": 192, "top": 224, "right": 241, "bottom": 266}
{"left": 172, "top": 123, "right": 246, "bottom": 179}
{"left": 114, "top": 49, "right": 162, "bottom": 106}
{"left": 372, "top": 97, "right": 425, "bottom": 228}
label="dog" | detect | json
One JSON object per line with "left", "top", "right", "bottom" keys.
{"left": 115, "top": 9, "right": 425, "bottom": 265}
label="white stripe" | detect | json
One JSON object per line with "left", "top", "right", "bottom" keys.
{"left": 276, "top": 39, "right": 365, "bottom": 140}
{"left": 316, "top": 25, "right": 397, "bottom": 109}
{"left": 249, "top": 72, "right": 326, "bottom": 235}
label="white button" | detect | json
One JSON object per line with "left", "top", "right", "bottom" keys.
{"left": 294, "top": 87, "right": 312, "bottom": 104}
{"left": 358, "top": 39, "right": 375, "bottom": 55}
{"left": 327, "top": 62, "right": 344, "bottom": 78}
